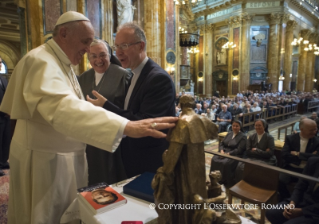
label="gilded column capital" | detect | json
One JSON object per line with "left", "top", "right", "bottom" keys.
{"left": 241, "top": 13, "right": 254, "bottom": 24}
{"left": 300, "top": 29, "right": 311, "bottom": 39}
{"left": 226, "top": 16, "right": 242, "bottom": 27}
{"left": 286, "top": 20, "right": 298, "bottom": 32}
{"left": 281, "top": 13, "right": 291, "bottom": 24}
{"left": 268, "top": 13, "right": 282, "bottom": 25}
{"left": 309, "top": 33, "right": 319, "bottom": 43}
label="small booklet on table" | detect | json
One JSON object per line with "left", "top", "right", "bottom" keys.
{"left": 77, "top": 182, "right": 127, "bottom": 215}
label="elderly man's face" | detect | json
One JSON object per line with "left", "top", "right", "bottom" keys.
{"left": 222, "top": 106, "right": 227, "bottom": 112}
{"left": 300, "top": 122, "right": 317, "bottom": 139}
{"left": 89, "top": 43, "right": 110, "bottom": 73}
{"left": 115, "top": 28, "right": 144, "bottom": 70}
{"left": 64, "top": 21, "right": 94, "bottom": 65}
{"left": 92, "top": 190, "right": 115, "bottom": 204}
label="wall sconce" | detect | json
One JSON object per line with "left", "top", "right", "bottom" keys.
{"left": 187, "top": 46, "right": 199, "bottom": 54}
{"left": 290, "top": 73, "right": 292, "bottom": 78}
{"left": 198, "top": 77, "right": 203, "bottom": 82}
{"left": 166, "top": 65, "right": 175, "bottom": 76}
{"left": 279, "top": 76, "right": 285, "bottom": 80}
{"left": 314, "top": 79, "right": 317, "bottom": 82}
{"left": 222, "top": 42, "right": 236, "bottom": 49}
{"left": 233, "top": 76, "right": 238, "bottom": 81}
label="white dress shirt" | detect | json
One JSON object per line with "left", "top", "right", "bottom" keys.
{"left": 124, "top": 56, "right": 149, "bottom": 110}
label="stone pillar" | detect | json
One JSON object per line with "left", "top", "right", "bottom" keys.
{"left": 297, "top": 29, "right": 311, "bottom": 92}
{"left": 283, "top": 20, "right": 297, "bottom": 91}
{"left": 240, "top": 13, "right": 254, "bottom": 92}
{"left": 204, "top": 24, "right": 214, "bottom": 97}
{"left": 102, "top": 0, "right": 114, "bottom": 44}
{"left": 267, "top": 13, "right": 282, "bottom": 91}
{"left": 144, "top": 0, "right": 161, "bottom": 65}
{"left": 305, "top": 33, "right": 318, "bottom": 92}
{"left": 174, "top": 2, "right": 180, "bottom": 93}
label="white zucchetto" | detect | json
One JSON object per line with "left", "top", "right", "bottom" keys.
{"left": 55, "top": 11, "right": 90, "bottom": 26}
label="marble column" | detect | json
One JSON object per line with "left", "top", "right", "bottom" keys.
{"left": 227, "top": 22, "right": 234, "bottom": 96}
{"left": 283, "top": 20, "right": 297, "bottom": 91}
{"left": 144, "top": 0, "right": 161, "bottom": 66}
{"left": 267, "top": 13, "right": 282, "bottom": 91}
{"left": 297, "top": 29, "right": 311, "bottom": 92}
{"left": 174, "top": 3, "right": 180, "bottom": 93}
{"left": 204, "top": 24, "right": 214, "bottom": 97}
{"left": 305, "top": 33, "right": 318, "bottom": 92}
{"left": 240, "top": 13, "right": 254, "bottom": 92}
{"left": 102, "top": 0, "right": 114, "bottom": 44}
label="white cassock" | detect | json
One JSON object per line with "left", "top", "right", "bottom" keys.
{"left": 0, "top": 39, "right": 128, "bottom": 224}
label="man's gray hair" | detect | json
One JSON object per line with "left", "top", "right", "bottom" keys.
{"left": 117, "top": 22, "right": 147, "bottom": 51}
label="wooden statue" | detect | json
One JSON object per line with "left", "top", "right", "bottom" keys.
{"left": 152, "top": 95, "right": 218, "bottom": 224}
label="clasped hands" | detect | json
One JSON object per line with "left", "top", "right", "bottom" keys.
{"left": 283, "top": 201, "right": 303, "bottom": 220}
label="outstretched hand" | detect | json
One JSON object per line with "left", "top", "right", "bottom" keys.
{"left": 124, "top": 117, "right": 179, "bottom": 138}
{"left": 86, "top": 90, "right": 107, "bottom": 107}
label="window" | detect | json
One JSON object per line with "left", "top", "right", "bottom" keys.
{"left": 0, "top": 59, "right": 7, "bottom": 74}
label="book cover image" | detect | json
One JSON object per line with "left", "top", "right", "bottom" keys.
{"left": 79, "top": 183, "right": 126, "bottom": 211}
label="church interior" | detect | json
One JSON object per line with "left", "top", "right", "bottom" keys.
{"left": 1, "top": 0, "right": 319, "bottom": 224}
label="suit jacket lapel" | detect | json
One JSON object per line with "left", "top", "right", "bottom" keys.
{"left": 127, "top": 58, "right": 150, "bottom": 109}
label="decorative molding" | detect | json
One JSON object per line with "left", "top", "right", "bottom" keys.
{"left": 193, "top": 0, "right": 241, "bottom": 18}
{"left": 181, "top": 0, "right": 195, "bottom": 21}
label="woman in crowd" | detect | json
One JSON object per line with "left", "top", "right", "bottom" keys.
{"left": 210, "top": 120, "right": 247, "bottom": 187}
{"left": 235, "top": 119, "right": 277, "bottom": 182}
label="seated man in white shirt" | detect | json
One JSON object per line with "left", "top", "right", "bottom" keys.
{"left": 279, "top": 119, "right": 319, "bottom": 200}
{"left": 251, "top": 102, "right": 261, "bottom": 112}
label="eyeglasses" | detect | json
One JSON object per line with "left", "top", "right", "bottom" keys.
{"left": 88, "top": 53, "right": 108, "bottom": 60}
{"left": 111, "top": 41, "right": 141, "bottom": 51}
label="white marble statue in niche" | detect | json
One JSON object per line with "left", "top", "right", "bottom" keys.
{"left": 217, "top": 48, "right": 226, "bottom": 65}
{"left": 117, "top": 0, "right": 136, "bottom": 26}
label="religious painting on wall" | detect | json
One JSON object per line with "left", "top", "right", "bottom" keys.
{"left": 215, "top": 37, "right": 228, "bottom": 66}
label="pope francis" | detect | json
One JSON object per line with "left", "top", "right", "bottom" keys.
{"left": 0, "top": 11, "right": 177, "bottom": 224}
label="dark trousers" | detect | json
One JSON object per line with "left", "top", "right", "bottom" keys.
{"left": 217, "top": 121, "right": 230, "bottom": 132}
{"left": 278, "top": 166, "right": 303, "bottom": 200}
{"left": 266, "top": 200, "right": 316, "bottom": 224}
{"left": 0, "top": 116, "right": 10, "bottom": 166}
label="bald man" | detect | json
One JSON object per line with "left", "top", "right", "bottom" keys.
{"left": 279, "top": 119, "right": 319, "bottom": 200}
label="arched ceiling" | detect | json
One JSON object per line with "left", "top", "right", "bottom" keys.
{"left": 0, "top": 0, "right": 20, "bottom": 43}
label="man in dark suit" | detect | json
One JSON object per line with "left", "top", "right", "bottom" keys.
{"left": 279, "top": 119, "right": 319, "bottom": 200}
{"left": 0, "top": 56, "right": 10, "bottom": 176}
{"left": 88, "top": 23, "right": 175, "bottom": 178}
{"left": 266, "top": 157, "right": 319, "bottom": 224}
{"left": 78, "top": 39, "right": 131, "bottom": 185}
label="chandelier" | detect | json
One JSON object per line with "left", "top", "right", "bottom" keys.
{"left": 222, "top": 42, "right": 236, "bottom": 49}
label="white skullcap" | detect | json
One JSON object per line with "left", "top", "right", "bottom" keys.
{"left": 55, "top": 11, "right": 90, "bottom": 26}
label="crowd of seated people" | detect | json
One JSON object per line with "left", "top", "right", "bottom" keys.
{"left": 175, "top": 89, "right": 319, "bottom": 133}
{"left": 175, "top": 91, "right": 319, "bottom": 222}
